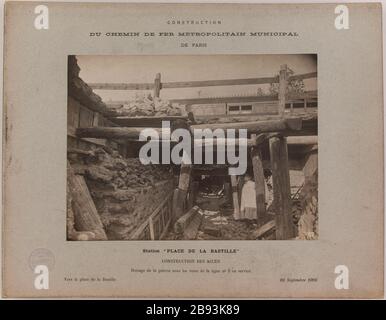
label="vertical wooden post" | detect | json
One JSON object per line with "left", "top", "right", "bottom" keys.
{"left": 237, "top": 175, "right": 244, "bottom": 205}
{"left": 269, "top": 136, "right": 294, "bottom": 239}
{"left": 250, "top": 134, "right": 266, "bottom": 217}
{"left": 230, "top": 175, "right": 240, "bottom": 219}
{"left": 187, "top": 180, "right": 199, "bottom": 210}
{"left": 67, "top": 163, "right": 107, "bottom": 240}
{"left": 154, "top": 73, "right": 161, "bottom": 98}
{"left": 149, "top": 216, "right": 155, "bottom": 240}
{"left": 172, "top": 162, "right": 192, "bottom": 219}
{"left": 224, "top": 182, "right": 231, "bottom": 203}
{"left": 192, "top": 181, "right": 199, "bottom": 206}
{"left": 278, "top": 64, "right": 288, "bottom": 117}
{"left": 290, "top": 102, "right": 294, "bottom": 115}
{"left": 92, "top": 112, "right": 99, "bottom": 127}
{"left": 303, "top": 99, "right": 307, "bottom": 112}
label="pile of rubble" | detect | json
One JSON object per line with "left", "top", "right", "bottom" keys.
{"left": 68, "top": 147, "right": 174, "bottom": 240}
{"left": 69, "top": 147, "right": 172, "bottom": 190}
{"left": 115, "top": 94, "right": 186, "bottom": 117}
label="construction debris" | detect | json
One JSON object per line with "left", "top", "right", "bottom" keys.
{"left": 69, "top": 147, "right": 172, "bottom": 190}
{"left": 114, "top": 94, "right": 186, "bottom": 117}
{"left": 68, "top": 147, "right": 174, "bottom": 240}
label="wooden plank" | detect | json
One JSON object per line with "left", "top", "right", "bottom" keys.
{"left": 250, "top": 134, "right": 266, "bottom": 216}
{"left": 178, "top": 162, "right": 192, "bottom": 191}
{"left": 269, "top": 136, "right": 295, "bottom": 240}
{"left": 149, "top": 216, "right": 155, "bottom": 240}
{"left": 253, "top": 220, "right": 276, "bottom": 239}
{"left": 183, "top": 210, "right": 203, "bottom": 240}
{"left": 159, "top": 216, "right": 172, "bottom": 240}
{"left": 173, "top": 162, "right": 192, "bottom": 219}
{"left": 174, "top": 206, "right": 200, "bottom": 234}
{"left": 154, "top": 73, "right": 161, "bottom": 98}
{"left": 230, "top": 175, "right": 240, "bottom": 219}
{"left": 278, "top": 64, "right": 288, "bottom": 116}
{"left": 67, "top": 163, "right": 107, "bottom": 240}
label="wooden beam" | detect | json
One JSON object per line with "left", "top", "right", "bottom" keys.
{"left": 109, "top": 115, "right": 188, "bottom": 128}
{"left": 170, "top": 95, "right": 278, "bottom": 105}
{"left": 230, "top": 175, "right": 240, "bottom": 219}
{"left": 173, "top": 161, "right": 192, "bottom": 220}
{"left": 154, "top": 73, "right": 161, "bottom": 98}
{"left": 127, "top": 135, "right": 274, "bottom": 148}
{"left": 287, "top": 136, "right": 317, "bottom": 145}
{"left": 183, "top": 210, "right": 203, "bottom": 240}
{"left": 149, "top": 216, "right": 155, "bottom": 240}
{"left": 76, "top": 126, "right": 166, "bottom": 140}
{"left": 190, "top": 118, "right": 302, "bottom": 133}
{"left": 253, "top": 220, "right": 276, "bottom": 239}
{"left": 88, "top": 73, "right": 316, "bottom": 91}
{"left": 106, "top": 91, "right": 316, "bottom": 108}
{"left": 250, "top": 134, "right": 266, "bottom": 217}
{"left": 278, "top": 64, "right": 288, "bottom": 116}
{"left": 193, "top": 138, "right": 255, "bottom": 148}
{"left": 269, "top": 136, "right": 295, "bottom": 240}
{"left": 89, "top": 82, "right": 154, "bottom": 90}
{"left": 162, "top": 76, "right": 279, "bottom": 88}
{"left": 174, "top": 206, "right": 200, "bottom": 234}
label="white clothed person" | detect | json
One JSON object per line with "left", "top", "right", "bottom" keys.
{"left": 239, "top": 179, "right": 257, "bottom": 220}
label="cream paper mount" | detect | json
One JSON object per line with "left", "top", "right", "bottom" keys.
{"left": 2, "top": 2, "right": 384, "bottom": 298}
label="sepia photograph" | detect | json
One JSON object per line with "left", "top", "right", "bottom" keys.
{"left": 2, "top": 1, "right": 383, "bottom": 299}
{"left": 67, "top": 54, "right": 318, "bottom": 241}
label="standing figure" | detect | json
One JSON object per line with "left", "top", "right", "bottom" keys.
{"left": 240, "top": 174, "right": 258, "bottom": 220}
